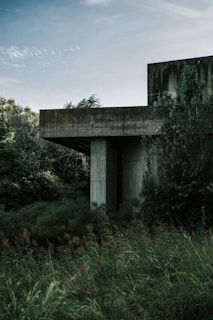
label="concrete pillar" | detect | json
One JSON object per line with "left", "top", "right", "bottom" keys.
{"left": 122, "top": 139, "right": 146, "bottom": 203}
{"left": 90, "top": 138, "right": 117, "bottom": 209}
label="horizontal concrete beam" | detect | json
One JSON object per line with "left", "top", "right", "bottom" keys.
{"left": 40, "top": 106, "right": 163, "bottom": 142}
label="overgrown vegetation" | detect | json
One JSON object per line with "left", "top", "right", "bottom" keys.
{"left": 0, "top": 97, "right": 90, "bottom": 210}
{"left": 1, "top": 226, "right": 213, "bottom": 319}
{"left": 142, "top": 64, "right": 213, "bottom": 228}
{"left": 1, "top": 68, "right": 213, "bottom": 319}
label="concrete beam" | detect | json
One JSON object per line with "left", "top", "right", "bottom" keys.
{"left": 39, "top": 106, "right": 163, "bottom": 154}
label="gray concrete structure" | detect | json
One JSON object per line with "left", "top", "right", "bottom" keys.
{"left": 40, "top": 107, "right": 163, "bottom": 208}
{"left": 148, "top": 55, "right": 213, "bottom": 106}
{"left": 40, "top": 55, "right": 213, "bottom": 209}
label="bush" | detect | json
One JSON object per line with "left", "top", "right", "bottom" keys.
{"left": 20, "top": 198, "right": 92, "bottom": 241}
{"left": 0, "top": 198, "right": 94, "bottom": 244}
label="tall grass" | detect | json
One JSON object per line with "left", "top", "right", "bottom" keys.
{"left": 1, "top": 224, "right": 213, "bottom": 319}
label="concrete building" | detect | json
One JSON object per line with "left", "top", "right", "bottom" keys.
{"left": 40, "top": 107, "right": 163, "bottom": 209}
{"left": 148, "top": 55, "right": 213, "bottom": 106}
{"left": 40, "top": 55, "right": 213, "bottom": 209}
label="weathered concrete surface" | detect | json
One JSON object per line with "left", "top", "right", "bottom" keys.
{"left": 122, "top": 139, "right": 146, "bottom": 203}
{"left": 90, "top": 139, "right": 118, "bottom": 207}
{"left": 148, "top": 55, "right": 213, "bottom": 106}
{"left": 40, "top": 106, "right": 163, "bottom": 154}
{"left": 90, "top": 137, "right": 157, "bottom": 208}
{"left": 39, "top": 106, "right": 163, "bottom": 207}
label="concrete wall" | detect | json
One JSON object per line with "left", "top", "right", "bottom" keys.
{"left": 148, "top": 55, "right": 213, "bottom": 106}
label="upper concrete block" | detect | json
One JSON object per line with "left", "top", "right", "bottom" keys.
{"left": 148, "top": 55, "right": 213, "bottom": 106}
{"left": 39, "top": 106, "right": 163, "bottom": 153}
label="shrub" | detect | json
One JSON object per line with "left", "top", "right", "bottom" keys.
{"left": 19, "top": 198, "right": 92, "bottom": 241}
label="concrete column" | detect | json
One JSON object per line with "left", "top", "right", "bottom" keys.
{"left": 90, "top": 138, "right": 117, "bottom": 209}
{"left": 90, "top": 138, "right": 107, "bottom": 207}
{"left": 122, "top": 139, "right": 145, "bottom": 203}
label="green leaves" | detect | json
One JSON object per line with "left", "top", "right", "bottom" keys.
{"left": 0, "top": 97, "right": 90, "bottom": 209}
{"left": 142, "top": 64, "right": 213, "bottom": 227}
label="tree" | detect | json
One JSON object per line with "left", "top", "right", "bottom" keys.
{"left": 142, "top": 64, "right": 213, "bottom": 227}
{"left": 3, "top": 99, "right": 44, "bottom": 177}
{"left": 0, "top": 109, "right": 28, "bottom": 209}
{"left": 64, "top": 94, "right": 101, "bottom": 109}
{"left": 0, "top": 97, "right": 90, "bottom": 209}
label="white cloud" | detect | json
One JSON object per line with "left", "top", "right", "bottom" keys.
{"left": 15, "top": 9, "right": 24, "bottom": 13}
{"left": 8, "top": 46, "right": 26, "bottom": 59}
{"left": 0, "top": 45, "right": 81, "bottom": 68}
{"left": 84, "top": 0, "right": 112, "bottom": 6}
{"left": 159, "top": 0, "right": 201, "bottom": 18}
{"left": 0, "top": 59, "right": 25, "bottom": 68}
{"left": 42, "top": 49, "right": 48, "bottom": 56}
{"left": 0, "top": 46, "right": 29, "bottom": 59}
{"left": 10, "top": 63, "right": 24, "bottom": 68}
{"left": 37, "top": 61, "right": 50, "bottom": 68}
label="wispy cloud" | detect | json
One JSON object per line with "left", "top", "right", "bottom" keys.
{"left": 37, "top": 61, "right": 50, "bottom": 68}
{"left": 7, "top": 63, "right": 24, "bottom": 68}
{"left": 0, "top": 45, "right": 81, "bottom": 61}
{"left": 15, "top": 8, "right": 24, "bottom": 13}
{"left": 0, "top": 57, "right": 25, "bottom": 68}
{"left": 84, "top": 0, "right": 112, "bottom": 6}
{"left": 94, "top": 13, "right": 122, "bottom": 24}
{"left": 159, "top": 0, "right": 202, "bottom": 18}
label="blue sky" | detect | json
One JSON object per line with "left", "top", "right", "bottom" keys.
{"left": 0, "top": 0, "right": 213, "bottom": 112}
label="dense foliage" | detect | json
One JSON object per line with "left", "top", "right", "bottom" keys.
{"left": 0, "top": 97, "right": 89, "bottom": 210}
{"left": 142, "top": 64, "right": 213, "bottom": 227}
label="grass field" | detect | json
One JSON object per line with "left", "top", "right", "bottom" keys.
{"left": 1, "top": 222, "right": 213, "bottom": 319}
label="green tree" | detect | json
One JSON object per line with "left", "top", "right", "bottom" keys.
{"left": 0, "top": 97, "right": 90, "bottom": 209}
{"left": 3, "top": 99, "right": 43, "bottom": 176}
{"left": 142, "top": 64, "right": 213, "bottom": 227}
{"left": 0, "top": 109, "right": 28, "bottom": 209}
{"left": 64, "top": 94, "right": 101, "bottom": 109}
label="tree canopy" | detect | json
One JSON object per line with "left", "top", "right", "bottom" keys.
{"left": 0, "top": 97, "right": 90, "bottom": 210}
